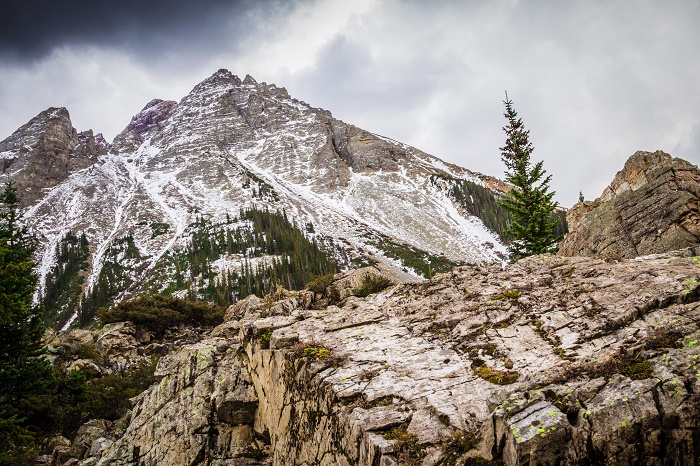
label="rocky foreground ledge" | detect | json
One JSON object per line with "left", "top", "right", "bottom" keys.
{"left": 64, "top": 251, "right": 700, "bottom": 465}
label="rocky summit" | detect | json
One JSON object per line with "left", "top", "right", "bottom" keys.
{"left": 47, "top": 249, "right": 700, "bottom": 465}
{"left": 559, "top": 150, "right": 700, "bottom": 259}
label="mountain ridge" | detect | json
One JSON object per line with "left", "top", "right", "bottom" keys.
{"left": 1, "top": 69, "right": 514, "bottom": 328}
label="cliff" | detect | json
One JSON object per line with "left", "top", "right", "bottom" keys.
{"left": 45, "top": 252, "right": 700, "bottom": 465}
{"left": 559, "top": 150, "right": 700, "bottom": 259}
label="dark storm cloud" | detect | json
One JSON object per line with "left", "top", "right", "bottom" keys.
{"left": 0, "top": 0, "right": 298, "bottom": 62}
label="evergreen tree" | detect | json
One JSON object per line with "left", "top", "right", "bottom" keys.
{"left": 0, "top": 180, "right": 54, "bottom": 462}
{"left": 498, "top": 95, "right": 560, "bottom": 260}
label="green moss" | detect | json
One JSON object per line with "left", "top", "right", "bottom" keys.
{"left": 620, "top": 359, "right": 654, "bottom": 380}
{"left": 588, "top": 354, "right": 654, "bottom": 381}
{"left": 290, "top": 343, "right": 340, "bottom": 364}
{"left": 473, "top": 362, "right": 518, "bottom": 385}
{"left": 493, "top": 289, "right": 520, "bottom": 301}
{"left": 384, "top": 422, "right": 425, "bottom": 465}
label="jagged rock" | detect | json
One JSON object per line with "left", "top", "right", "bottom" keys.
{"left": 50, "top": 435, "right": 72, "bottom": 465}
{"left": 71, "top": 419, "right": 114, "bottom": 460}
{"left": 125, "top": 99, "right": 178, "bottom": 134}
{"left": 0, "top": 107, "right": 100, "bottom": 205}
{"left": 95, "top": 322, "right": 139, "bottom": 370}
{"left": 87, "top": 438, "right": 114, "bottom": 459}
{"left": 98, "top": 340, "right": 268, "bottom": 465}
{"left": 225, "top": 295, "right": 266, "bottom": 321}
{"left": 559, "top": 151, "right": 700, "bottom": 259}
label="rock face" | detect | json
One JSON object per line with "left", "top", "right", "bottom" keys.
{"left": 0, "top": 107, "right": 104, "bottom": 206}
{"left": 90, "top": 250, "right": 700, "bottom": 465}
{"left": 559, "top": 151, "right": 700, "bottom": 259}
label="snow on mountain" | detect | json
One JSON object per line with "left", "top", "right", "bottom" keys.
{"left": 0, "top": 69, "right": 508, "bottom": 324}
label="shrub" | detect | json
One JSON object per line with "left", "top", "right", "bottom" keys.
{"left": 98, "top": 295, "right": 225, "bottom": 336}
{"left": 307, "top": 274, "right": 335, "bottom": 294}
{"left": 354, "top": 274, "right": 393, "bottom": 297}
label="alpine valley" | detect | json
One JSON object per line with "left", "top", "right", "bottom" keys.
{"left": 0, "top": 69, "right": 527, "bottom": 330}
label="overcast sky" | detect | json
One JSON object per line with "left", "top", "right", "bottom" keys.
{"left": 1, "top": 0, "right": 699, "bottom": 207}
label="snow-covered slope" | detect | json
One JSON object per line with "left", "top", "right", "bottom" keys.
{"left": 0, "top": 69, "right": 507, "bottom": 322}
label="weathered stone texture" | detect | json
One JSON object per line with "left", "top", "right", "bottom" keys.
{"left": 559, "top": 150, "right": 700, "bottom": 259}
{"left": 88, "top": 251, "right": 700, "bottom": 465}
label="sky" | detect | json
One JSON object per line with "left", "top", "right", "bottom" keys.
{"left": 1, "top": 0, "right": 699, "bottom": 208}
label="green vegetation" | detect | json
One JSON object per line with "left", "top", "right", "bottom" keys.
{"left": 383, "top": 421, "right": 425, "bottom": 465}
{"left": 241, "top": 168, "right": 279, "bottom": 201}
{"left": 498, "top": 94, "right": 561, "bottom": 260}
{"left": 155, "top": 208, "right": 337, "bottom": 306}
{"left": 86, "top": 357, "right": 160, "bottom": 421}
{"left": 472, "top": 360, "right": 519, "bottom": 385}
{"left": 307, "top": 273, "right": 335, "bottom": 294}
{"left": 292, "top": 345, "right": 332, "bottom": 360}
{"left": 258, "top": 329, "right": 273, "bottom": 349}
{"left": 150, "top": 221, "right": 170, "bottom": 238}
{"left": 493, "top": 289, "right": 520, "bottom": 301}
{"left": 430, "top": 173, "right": 567, "bottom": 247}
{"left": 0, "top": 180, "right": 55, "bottom": 463}
{"left": 289, "top": 342, "right": 346, "bottom": 367}
{"left": 588, "top": 353, "right": 655, "bottom": 381}
{"left": 365, "top": 232, "right": 459, "bottom": 278}
{"left": 441, "top": 430, "right": 476, "bottom": 466}
{"left": 78, "top": 234, "right": 142, "bottom": 327}
{"left": 431, "top": 174, "right": 512, "bottom": 243}
{"left": 41, "top": 231, "right": 90, "bottom": 329}
{"left": 98, "top": 295, "right": 225, "bottom": 336}
{"left": 353, "top": 273, "right": 393, "bottom": 297}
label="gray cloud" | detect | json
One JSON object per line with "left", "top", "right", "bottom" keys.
{"left": 1, "top": 0, "right": 698, "bottom": 208}
{"left": 1, "top": 0, "right": 248, "bottom": 61}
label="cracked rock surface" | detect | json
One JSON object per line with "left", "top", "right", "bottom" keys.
{"left": 559, "top": 150, "right": 700, "bottom": 259}
{"left": 91, "top": 255, "right": 700, "bottom": 465}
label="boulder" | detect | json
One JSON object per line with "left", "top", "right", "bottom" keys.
{"left": 328, "top": 266, "right": 393, "bottom": 301}
{"left": 71, "top": 419, "right": 113, "bottom": 460}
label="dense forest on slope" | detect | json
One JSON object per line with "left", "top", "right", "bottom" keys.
{"left": 430, "top": 174, "right": 568, "bottom": 244}
{"left": 54, "top": 208, "right": 338, "bottom": 328}
{"left": 159, "top": 208, "right": 338, "bottom": 306}
{"left": 41, "top": 232, "right": 90, "bottom": 329}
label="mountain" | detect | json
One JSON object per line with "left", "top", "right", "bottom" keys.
{"left": 0, "top": 69, "right": 515, "bottom": 328}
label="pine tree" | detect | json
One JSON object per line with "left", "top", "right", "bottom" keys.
{"left": 0, "top": 180, "right": 55, "bottom": 461}
{"left": 498, "top": 94, "right": 560, "bottom": 260}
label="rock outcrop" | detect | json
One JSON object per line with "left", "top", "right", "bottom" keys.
{"left": 559, "top": 151, "right": 700, "bottom": 259}
{"left": 0, "top": 107, "right": 104, "bottom": 205}
{"left": 85, "top": 250, "right": 700, "bottom": 465}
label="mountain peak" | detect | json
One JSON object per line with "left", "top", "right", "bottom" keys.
{"left": 126, "top": 99, "right": 178, "bottom": 134}
{"left": 242, "top": 74, "right": 257, "bottom": 85}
